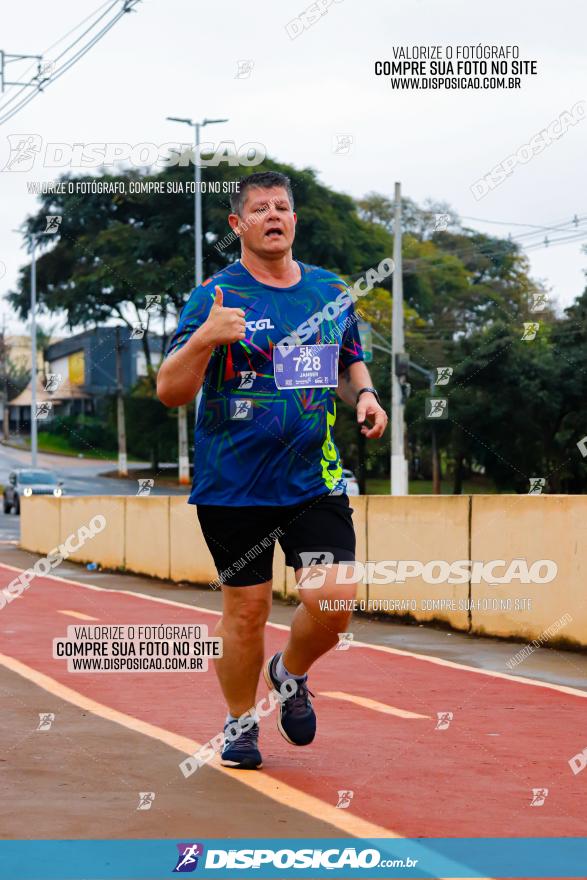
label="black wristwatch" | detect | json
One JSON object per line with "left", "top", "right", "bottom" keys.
{"left": 356, "top": 386, "right": 380, "bottom": 406}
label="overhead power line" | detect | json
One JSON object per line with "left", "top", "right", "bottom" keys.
{"left": 0, "top": 0, "right": 140, "bottom": 126}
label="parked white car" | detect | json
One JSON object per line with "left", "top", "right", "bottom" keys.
{"left": 342, "top": 468, "right": 360, "bottom": 495}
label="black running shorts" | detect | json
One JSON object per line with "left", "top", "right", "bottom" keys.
{"left": 196, "top": 492, "right": 356, "bottom": 587}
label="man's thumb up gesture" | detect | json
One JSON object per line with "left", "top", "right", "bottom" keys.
{"left": 202, "top": 286, "right": 247, "bottom": 345}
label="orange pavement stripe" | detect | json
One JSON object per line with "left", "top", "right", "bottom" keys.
{"left": 0, "top": 650, "right": 397, "bottom": 839}
{"left": 57, "top": 610, "right": 99, "bottom": 621}
{"left": 320, "top": 691, "right": 430, "bottom": 719}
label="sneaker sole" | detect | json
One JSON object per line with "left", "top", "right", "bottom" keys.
{"left": 263, "top": 656, "right": 308, "bottom": 747}
{"left": 220, "top": 758, "right": 263, "bottom": 770}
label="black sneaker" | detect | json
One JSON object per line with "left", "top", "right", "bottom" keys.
{"left": 263, "top": 652, "right": 316, "bottom": 746}
{"left": 220, "top": 720, "right": 263, "bottom": 770}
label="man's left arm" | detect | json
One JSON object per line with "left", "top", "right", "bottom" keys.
{"left": 336, "top": 361, "right": 388, "bottom": 439}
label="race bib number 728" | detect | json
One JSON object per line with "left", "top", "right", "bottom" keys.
{"left": 273, "top": 344, "right": 339, "bottom": 389}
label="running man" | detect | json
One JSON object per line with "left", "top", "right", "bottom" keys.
{"left": 157, "top": 171, "right": 388, "bottom": 769}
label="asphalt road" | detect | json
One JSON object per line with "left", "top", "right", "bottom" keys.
{"left": 0, "top": 442, "right": 189, "bottom": 541}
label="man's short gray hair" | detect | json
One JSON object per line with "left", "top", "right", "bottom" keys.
{"left": 230, "top": 171, "right": 294, "bottom": 216}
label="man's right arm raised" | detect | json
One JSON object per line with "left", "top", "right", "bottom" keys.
{"left": 157, "top": 286, "right": 246, "bottom": 408}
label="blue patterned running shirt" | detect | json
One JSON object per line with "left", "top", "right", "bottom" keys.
{"left": 165, "top": 259, "right": 364, "bottom": 506}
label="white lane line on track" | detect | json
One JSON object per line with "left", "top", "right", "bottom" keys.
{"left": 320, "top": 691, "right": 430, "bottom": 719}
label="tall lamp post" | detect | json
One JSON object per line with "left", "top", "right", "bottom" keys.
{"left": 165, "top": 116, "right": 228, "bottom": 285}
{"left": 391, "top": 181, "right": 408, "bottom": 494}
{"left": 28, "top": 222, "right": 60, "bottom": 467}
{"left": 30, "top": 235, "right": 38, "bottom": 467}
{"left": 165, "top": 115, "right": 228, "bottom": 485}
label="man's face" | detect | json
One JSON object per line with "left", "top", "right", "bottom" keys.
{"left": 229, "top": 186, "right": 296, "bottom": 258}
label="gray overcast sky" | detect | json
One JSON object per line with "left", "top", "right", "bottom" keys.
{"left": 1, "top": 0, "right": 586, "bottom": 334}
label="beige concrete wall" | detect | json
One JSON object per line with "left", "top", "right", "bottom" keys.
{"left": 366, "top": 496, "right": 470, "bottom": 630}
{"left": 60, "top": 496, "right": 125, "bottom": 568}
{"left": 18, "top": 493, "right": 587, "bottom": 649}
{"left": 470, "top": 495, "right": 587, "bottom": 646}
{"left": 169, "top": 497, "right": 216, "bottom": 584}
{"left": 20, "top": 496, "right": 61, "bottom": 555}
{"left": 125, "top": 496, "right": 170, "bottom": 580}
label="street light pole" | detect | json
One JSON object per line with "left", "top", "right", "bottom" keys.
{"left": 165, "top": 115, "right": 228, "bottom": 485}
{"left": 30, "top": 235, "right": 38, "bottom": 467}
{"left": 166, "top": 116, "right": 228, "bottom": 279}
{"left": 391, "top": 181, "right": 408, "bottom": 495}
{"left": 194, "top": 121, "right": 201, "bottom": 285}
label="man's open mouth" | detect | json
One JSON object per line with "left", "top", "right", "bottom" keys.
{"left": 265, "top": 227, "right": 283, "bottom": 239}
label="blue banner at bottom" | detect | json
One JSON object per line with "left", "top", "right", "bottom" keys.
{"left": 0, "top": 837, "right": 584, "bottom": 879}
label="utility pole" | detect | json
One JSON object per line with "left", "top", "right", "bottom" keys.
{"left": 409, "top": 359, "right": 441, "bottom": 495}
{"left": 374, "top": 331, "right": 440, "bottom": 495}
{"left": 30, "top": 237, "right": 38, "bottom": 467}
{"left": 1, "top": 315, "right": 8, "bottom": 441}
{"left": 391, "top": 182, "right": 408, "bottom": 495}
{"left": 430, "top": 374, "right": 441, "bottom": 495}
{"left": 115, "top": 326, "right": 128, "bottom": 477}
{"left": 26, "top": 220, "right": 61, "bottom": 466}
{"left": 166, "top": 114, "right": 228, "bottom": 486}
